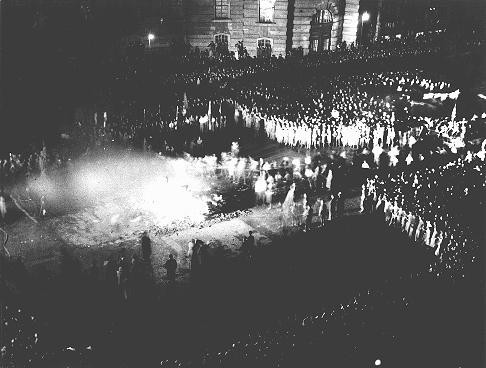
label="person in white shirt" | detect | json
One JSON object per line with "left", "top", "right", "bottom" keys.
{"left": 372, "top": 144, "right": 383, "bottom": 166}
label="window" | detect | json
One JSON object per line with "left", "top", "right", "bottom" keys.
{"left": 257, "top": 38, "right": 272, "bottom": 58}
{"left": 259, "top": 0, "right": 275, "bottom": 23}
{"left": 215, "top": 0, "right": 230, "bottom": 19}
{"left": 313, "top": 9, "right": 333, "bottom": 24}
{"left": 215, "top": 34, "right": 229, "bottom": 51}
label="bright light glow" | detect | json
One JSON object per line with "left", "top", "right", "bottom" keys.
{"left": 304, "top": 156, "right": 312, "bottom": 165}
{"left": 342, "top": 13, "right": 359, "bottom": 44}
{"left": 58, "top": 153, "right": 216, "bottom": 228}
{"left": 292, "top": 158, "right": 300, "bottom": 167}
{"left": 375, "top": 359, "right": 381, "bottom": 366}
{"left": 259, "top": 0, "right": 276, "bottom": 22}
{"left": 83, "top": 171, "right": 103, "bottom": 192}
{"left": 148, "top": 33, "right": 155, "bottom": 41}
{"left": 29, "top": 172, "right": 55, "bottom": 198}
{"left": 255, "top": 176, "right": 267, "bottom": 193}
{"left": 140, "top": 177, "right": 208, "bottom": 225}
{"left": 362, "top": 12, "right": 370, "bottom": 22}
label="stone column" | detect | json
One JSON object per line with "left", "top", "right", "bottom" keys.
{"left": 374, "top": 0, "right": 383, "bottom": 41}
{"left": 342, "top": 0, "right": 360, "bottom": 45}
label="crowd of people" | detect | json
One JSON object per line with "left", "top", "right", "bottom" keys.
{"left": 233, "top": 69, "right": 457, "bottom": 150}
{"left": 0, "top": 301, "right": 45, "bottom": 366}
{"left": 158, "top": 281, "right": 415, "bottom": 368}
{"left": 1, "top": 27, "right": 485, "bottom": 368}
{"left": 363, "top": 146, "right": 485, "bottom": 279}
{"left": 0, "top": 31, "right": 478, "bottom": 186}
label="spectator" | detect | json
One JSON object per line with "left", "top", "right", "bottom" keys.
{"left": 164, "top": 254, "right": 177, "bottom": 283}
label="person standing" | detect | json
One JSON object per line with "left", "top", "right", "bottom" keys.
{"left": 117, "top": 265, "right": 128, "bottom": 301}
{"left": 164, "top": 254, "right": 177, "bottom": 283}
{"left": 254, "top": 174, "right": 266, "bottom": 205}
{"left": 243, "top": 231, "right": 256, "bottom": 264}
{"left": 305, "top": 204, "right": 314, "bottom": 232}
{"left": 141, "top": 231, "right": 152, "bottom": 260}
{"left": 247, "top": 231, "right": 256, "bottom": 250}
{"left": 190, "top": 240, "right": 201, "bottom": 280}
{"left": 265, "top": 182, "right": 274, "bottom": 209}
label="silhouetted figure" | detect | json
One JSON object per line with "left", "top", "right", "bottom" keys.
{"left": 191, "top": 240, "right": 201, "bottom": 271}
{"left": 337, "top": 192, "right": 345, "bottom": 217}
{"left": 199, "top": 243, "right": 210, "bottom": 269}
{"left": 242, "top": 231, "right": 256, "bottom": 263}
{"left": 305, "top": 205, "right": 314, "bottom": 231}
{"left": 331, "top": 192, "right": 339, "bottom": 219}
{"left": 164, "top": 254, "right": 177, "bottom": 283}
{"left": 141, "top": 232, "right": 152, "bottom": 260}
{"left": 117, "top": 265, "right": 128, "bottom": 300}
{"left": 247, "top": 231, "right": 255, "bottom": 249}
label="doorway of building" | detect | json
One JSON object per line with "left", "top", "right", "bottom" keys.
{"left": 257, "top": 38, "right": 272, "bottom": 58}
{"left": 309, "top": 9, "right": 333, "bottom": 52}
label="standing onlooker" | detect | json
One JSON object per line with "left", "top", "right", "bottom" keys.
{"left": 164, "top": 254, "right": 177, "bottom": 283}
{"left": 141, "top": 231, "right": 152, "bottom": 260}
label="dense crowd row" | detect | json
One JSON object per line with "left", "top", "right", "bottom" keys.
{"left": 0, "top": 31, "right": 477, "bottom": 185}
{"left": 158, "top": 287, "right": 412, "bottom": 367}
{"left": 364, "top": 146, "right": 485, "bottom": 278}
{"left": 232, "top": 69, "right": 459, "bottom": 151}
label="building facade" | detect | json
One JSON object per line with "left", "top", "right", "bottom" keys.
{"left": 180, "top": 0, "right": 361, "bottom": 56}
{"left": 6, "top": 0, "right": 483, "bottom": 56}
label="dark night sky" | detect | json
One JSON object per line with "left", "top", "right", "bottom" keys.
{"left": 1, "top": 4, "right": 138, "bottom": 152}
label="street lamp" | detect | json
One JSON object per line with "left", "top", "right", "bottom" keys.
{"left": 360, "top": 11, "right": 370, "bottom": 46}
{"left": 147, "top": 33, "right": 155, "bottom": 48}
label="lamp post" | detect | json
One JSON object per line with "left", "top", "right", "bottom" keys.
{"left": 148, "top": 33, "right": 155, "bottom": 48}
{"left": 360, "top": 11, "right": 370, "bottom": 46}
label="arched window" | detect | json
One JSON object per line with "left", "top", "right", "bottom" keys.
{"left": 313, "top": 9, "right": 333, "bottom": 24}
{"left": 215, "top": 0, "right": 230, "bottom": 19}
{"left": 257, "top": 38, "right": 272, "bottom": 58}
{"left": 259, "top": 0, "right": 275, "bottom": 23}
